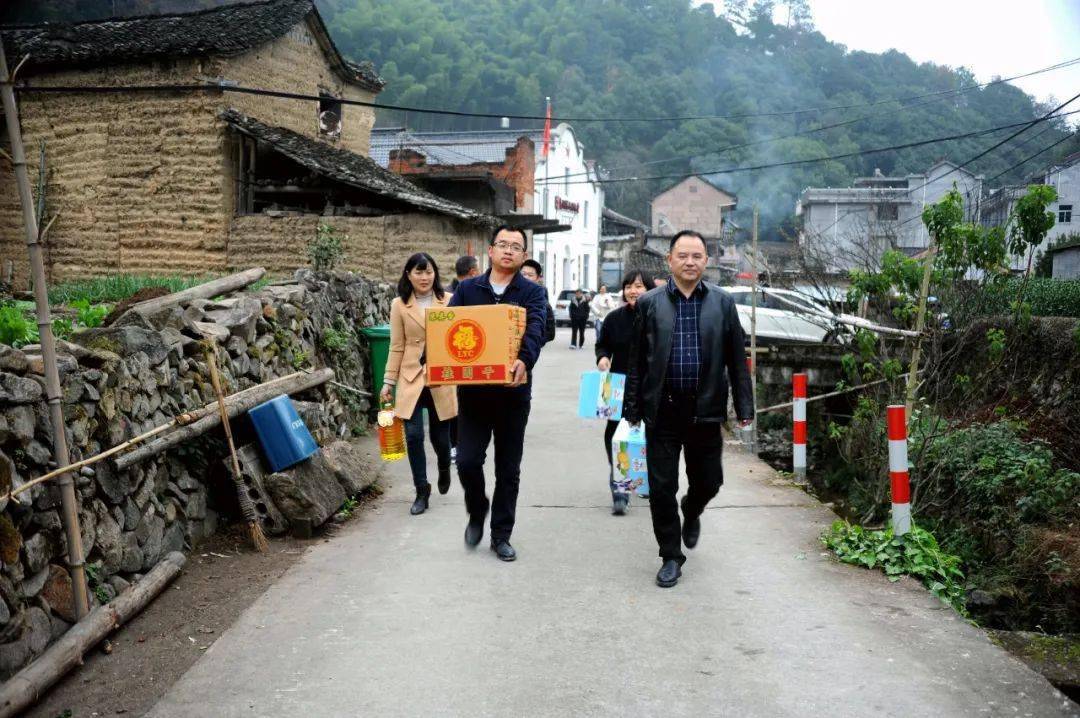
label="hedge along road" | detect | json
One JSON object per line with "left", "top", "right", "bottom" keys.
{"left": 146, "top": 328, "right": 1074, "bottom": 717}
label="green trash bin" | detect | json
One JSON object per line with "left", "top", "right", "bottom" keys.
{"left": 361, "top": 324, "right": 392, "bottom": 399}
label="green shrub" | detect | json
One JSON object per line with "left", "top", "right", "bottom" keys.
{"left": 70, "top": 299, "right": 110, "bottom": 328}
{"left": 308, "top": 223, "right": 345, "bottom": 272}
{"left": 823, "top": 521, "right": 968, "bottom": 615}
{"left": 0, "top": 304, "right": 37, "bottom": 347}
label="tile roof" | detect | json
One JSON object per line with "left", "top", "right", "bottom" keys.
{"left": 369, "top": 128, "right": 545, "bottom": 168}
{"left": 221, "top": 109, "right": 494, "bottom": 224}
{"left": 1, "top": 0, "right": 384, "bottom": 91}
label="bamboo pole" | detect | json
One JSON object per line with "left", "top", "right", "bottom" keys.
{"left": 0, "top": 40, "right": 89, "bottom": 621}
{"left": 0, "top": 552, "right": 186, "bottom": 718}
{"left": 115, "top": 367, "right": 333, "bottom": 470}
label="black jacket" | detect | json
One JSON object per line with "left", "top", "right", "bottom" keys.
{"left": 594, "top": 303, "right": 636, "bottom": 375}
{"left": 624, "top": 282, "right": 754, "bottom": 426}
{"left": 543, "top": 299, "right": 556, "bottom": 344}
{"left": 569, "top": 296, "right": 591, "bottom": 322}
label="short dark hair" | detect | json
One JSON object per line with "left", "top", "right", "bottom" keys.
{"left": 620, "top": 268, "right": 654, "bottom": 291}
{"left": 398, "top": 253, "right": 445, "bottom": 302}
{"left": 490, "top": 224, "right": 528, "bottom": 250}
{"left": 454, "top": 255, "right": 478, "bottom": 278}
{"left": 669, "top": 229, "right": 708, "bottom": 252}
{"left": 521, "top": 259, "right": 543, "bottom": 277}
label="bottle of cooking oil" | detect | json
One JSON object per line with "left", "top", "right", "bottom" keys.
{"left": 377, "top": 402, "right": 406, "bottom": 461}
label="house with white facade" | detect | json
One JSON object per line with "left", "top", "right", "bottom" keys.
{"left": 980, "top": 151, "right": 1079, "bottom": 272}
{"left": 796, "top": 160, "right": 983, "bottom": 273}
{"left": 370, "top": 122, "right": 603, "bottom": 297}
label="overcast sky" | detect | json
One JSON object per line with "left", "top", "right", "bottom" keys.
{"left": 701, "top": 0, "right": 1080, "bottom": 106}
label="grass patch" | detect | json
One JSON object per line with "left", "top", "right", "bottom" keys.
{"left": 48, "top": 275, "right": 218, "bottom": 305}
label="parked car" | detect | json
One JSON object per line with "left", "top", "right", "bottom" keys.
{"left": 720, "top": 286, "right": 873, "bottom": 344}
{"left": 553, "top": 289, "right": 577, "bottom": 326}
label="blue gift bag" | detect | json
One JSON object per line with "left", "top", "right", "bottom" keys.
{"left": 577, "top": 371, "right": 626, "bottom": 421}
{"left": 611, "top": 420, "right": 648, "bottom": 496}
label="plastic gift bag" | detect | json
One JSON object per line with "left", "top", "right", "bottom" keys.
{"left": 610, "top": 420, "right": 648, "bottom": 496}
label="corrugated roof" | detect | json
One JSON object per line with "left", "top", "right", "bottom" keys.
{"left": 370, "top": 128, "right": 545, "bottom": 168}
{"left": 1, "top": 0, "right": 384, "bottom": 91}
{"left": 222, "top": 109, "right": 495, "bottom": 224}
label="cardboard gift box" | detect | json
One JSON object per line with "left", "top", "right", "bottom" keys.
{"left": 611, "top": 420, "right": 648, "bottom": 496}
{"left": 577, "top": 371, "right": 626, "bottom": 421}
{"left": 425, "top": 305, "right": 526, "bottom": 386}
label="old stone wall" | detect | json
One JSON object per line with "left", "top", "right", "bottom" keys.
{"left": 0, "top": 269, "right": 392, "bottom": 679}
{"left": 228, "top": 214, "right": 487, "bottom": 282}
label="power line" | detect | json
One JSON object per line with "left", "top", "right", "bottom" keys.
{"left": 16, "top": 55, "right": 1080, "bottom": 125}
{"left": 539, "top": 105, "right": 1080, "bottom": 187}
{"left": 985, "top": 131, "right": 1078, "bottom": 184}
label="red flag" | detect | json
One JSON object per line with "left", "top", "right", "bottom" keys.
{"left": 542, "top": 99, "right": 552, "bottom": 158}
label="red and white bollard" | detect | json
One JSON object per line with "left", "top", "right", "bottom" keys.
{"left": 792, "top": 373, "right": 807, "bottom": 482}
{"left": 886, "top": 405, "right": 911, "bottom": 536}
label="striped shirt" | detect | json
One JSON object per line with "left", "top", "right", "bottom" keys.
{"left": 665, "top": 278, "right": 705, "bottom": 394}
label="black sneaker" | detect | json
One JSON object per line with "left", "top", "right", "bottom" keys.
{"left": 612, "top": 494, "right": 629, "bottom": 515}
{"left": 490, "top": 539, "right": 516, "bottom": 562}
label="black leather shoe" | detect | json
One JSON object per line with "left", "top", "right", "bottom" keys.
{"left": 681, "top": 498, "right": 701, "bottom": 549}
{"left": 437, "top": 467, "right": 452, "bottom": 495}
{"left": 410, "top": 485, "right": 431, "bottom": 515}
{"left": 464, "top": 514, "right": 485, "bottom": 547}
{"left": 656, "top": 559, "right": 682, "bottom": 588}
{"left": 490, "top": 539, "right": 516, "bottom": 562}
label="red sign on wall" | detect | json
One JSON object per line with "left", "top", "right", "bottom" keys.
{"left": 555, "top": 196, "right": 579, "bottom": 213}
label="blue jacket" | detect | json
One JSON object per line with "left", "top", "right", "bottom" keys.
{"left": 448, "top": 269, "right": 548, "bottom": 384}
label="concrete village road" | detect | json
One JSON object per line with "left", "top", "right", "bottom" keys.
{"left": 147, "top": 328, "right": 1075, "bottom": 717}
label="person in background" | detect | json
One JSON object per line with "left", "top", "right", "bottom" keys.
{"left": 624, "top": 230, "right": 754, "bottom": 589}
{"left": 520, "top": 259, "right": 556, "bottom": 345}
{"left": 653, "top": 276, "right": 667, "bottom": 289}
{"left": 450, "top": 226, "right": 548, "bottom": 561}
{"left": 595, "top": 269, "right": 653, "bottom": 514}
{"left": 590, "top": 284, "right": 618, "bottom": 339}
{"left": 450, "top": 255, "right": 480, "bottom": 291}
{"left": 381, "top": 253, "right": 457, "bottom": 516}
{"left": 448, "top": 255, "right": 479, "bottom": 460}
{"left": 568, "top": 288, "right": 590, "bottom": 349}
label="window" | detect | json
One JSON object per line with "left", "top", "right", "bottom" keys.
{"left": 584, "top": 201, "right": 589, "bottom": 228}
{"left": 689, "top": 185, "right": 698, "bottom": 193}
{"left": 583, "top": 255, "right": 590, "bottom": 286}
{"left": 318, "top": 92, "right": 342, "bottom": 140}
{"left": 1059, "top": 204, "right": 1073, "bottom": 223}
{"left": 564, "top": 169, "right": 569, "bottom": 193}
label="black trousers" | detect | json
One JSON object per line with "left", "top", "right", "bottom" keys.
{"left": 570, "top": 318, "right": 587, "bottom": 347}
{"left": 645, "top": 393, "right": 725, "bottom": 564}
{"left": 604, "top": 419, "right": 619, "bottom": 494}
{"left": 455, "top": 388, "right": 532, "bottom": 542}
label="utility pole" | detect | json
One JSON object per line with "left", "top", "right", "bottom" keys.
{"left": 0, "top": 40, "right": 89, "bottom": 620}
{"left": 749, "top": 206, "right": 759, "bottom": 453}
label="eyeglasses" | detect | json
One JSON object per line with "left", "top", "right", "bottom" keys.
{"left": 493, "top": 241, "right": 525, "bottom": 253}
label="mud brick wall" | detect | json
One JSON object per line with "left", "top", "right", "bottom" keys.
{"left": 0, "top": 269, "right": 392, "bottom": 679}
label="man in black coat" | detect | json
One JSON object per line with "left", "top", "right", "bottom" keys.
{"left": 624, "top": 230, "right": 754, "bottom": 588}
{"left": 520, "top": 259, "right": 556, "bottom": 345}
{"left": 568, "top": 288, "right": 590, "bottom": 349}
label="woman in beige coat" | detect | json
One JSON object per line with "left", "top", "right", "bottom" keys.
{"left": 380, "top": 253, "right": 459, "bottom": 515}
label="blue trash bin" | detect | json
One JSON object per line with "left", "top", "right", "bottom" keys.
{"left": 247, "top": 395, "right": 319, "bottom": 472}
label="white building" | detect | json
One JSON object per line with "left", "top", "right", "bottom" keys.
{"left": 369, "top": 122, "right": 604, "bottom": 298}
{"left": 533, "top": 123, "right": 604, "bottom": 296}
{"left": 981, "top": 150, "right": 1079, "bottom": 271}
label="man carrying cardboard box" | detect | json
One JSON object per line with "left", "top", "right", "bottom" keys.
{"left": 449, "top": 225, "right": 549, "bottom": 561}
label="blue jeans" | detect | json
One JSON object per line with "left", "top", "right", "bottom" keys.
{"left": 404, "top": 388, "right": 451, "bottom": 489}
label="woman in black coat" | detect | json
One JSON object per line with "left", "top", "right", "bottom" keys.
{"left": 594, "top": 269, "right": 653, "bottom": 514}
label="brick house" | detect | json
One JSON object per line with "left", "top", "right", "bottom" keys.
{"left": 0, "top": 0, "right": 493, "bottom": 286}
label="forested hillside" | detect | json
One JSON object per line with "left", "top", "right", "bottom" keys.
{"left": 316, "top": 0, "right": 1079, "bottom": 238}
